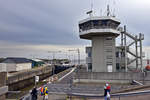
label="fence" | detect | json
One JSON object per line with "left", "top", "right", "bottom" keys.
{"left": 66, "top": 90, "right": 150, "bottom": 100}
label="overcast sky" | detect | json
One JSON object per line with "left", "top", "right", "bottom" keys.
{"left": 0, "top": 0, "right": 150, "bottom": 59}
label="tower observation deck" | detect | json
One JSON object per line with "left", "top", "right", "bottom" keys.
{"left": 79, "top": 15, "right": 121, "bottom": 72}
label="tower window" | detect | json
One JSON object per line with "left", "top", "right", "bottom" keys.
{"left": 106, "top": 37, "right": 113, "bottom": 40}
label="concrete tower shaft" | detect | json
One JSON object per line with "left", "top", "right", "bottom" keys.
{"left": 79, "top": 16, "right": 121, "bottom": 72}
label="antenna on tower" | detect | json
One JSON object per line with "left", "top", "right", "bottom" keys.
{"left": 86, "top": 10, "right": 93, "bottom": 17}
{"left": 100, "top": 9, "right": 103, "bottom": 16}
{"left": 112, "top": 0, "right": 116, "bottom": 17}
{"left": 107, "top": 5, "right": 110, "bottom": 16}
{"left": 86, "top": 0, "right": 93, "bottom": 17}
{"left": 91, "top": 0, "right": 93, "bottom": 11}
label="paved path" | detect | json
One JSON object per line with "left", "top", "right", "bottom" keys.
{"left": 57, "top": 67, "right": 76, "bottom": 83}
{"left": 24, "top": 93, "right": 150, "bottom": 100}
{"left": 21, "top": 67, "right": 150, "bottom": 100}
{"left": 46, "top": 83, "right": 103, "bottom": 94}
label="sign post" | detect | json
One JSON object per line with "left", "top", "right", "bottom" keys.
{"left": 35, "top": 76, "right": 39, "bottom": 87}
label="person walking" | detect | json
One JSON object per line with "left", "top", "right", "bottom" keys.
{"left": 106, "top": 83, "right": 111, "bottom": 92}
{"left": 104, "top": 86, "right": 108, "bottom": 100}
{"left": 40, "top": 86, "right": 44, "bottom": 96}
{"left": 40, "top": 86, "right": 45, "bottom": 100}
{"left": 104, "top": 83, "right": 111, "bottom": 100}
{"left": 44, "top": 86, "right": 48, "bottom": 100}
{"left": 31, "top": 87, "right": 38, "bottom": 100}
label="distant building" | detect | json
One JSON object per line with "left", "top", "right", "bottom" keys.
{"left": 0, "top": 57, "right": 32, "bottom": 72}
{"left": 31, "top": 59, "right": 45, "bottom": 68}
{"left": 0, "top": 58, "right": 5, "bottom": 63}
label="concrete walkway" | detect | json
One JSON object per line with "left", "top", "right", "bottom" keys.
{"left": 36, "top": 93, "right": 150, "bottom": 100}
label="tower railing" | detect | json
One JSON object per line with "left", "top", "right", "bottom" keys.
{"left": 79, "top": 26, "right": 118, "bottom": 32}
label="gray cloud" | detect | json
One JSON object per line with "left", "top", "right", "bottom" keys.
{"left": 0, "top": 0, "right": 91, "bottom": 45}
{"left": 0, "top": 0, "right": 150, "bottom": 57}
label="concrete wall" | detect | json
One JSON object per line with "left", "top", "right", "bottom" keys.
{"left": 0, "top": 63, "right": 16, "bottom": 72}
{"left": 74, "top": 72, "right": 150, "bottom": 84}
{"left": 0, "top": 94, "right": 5, "bottom": 100}
{"left": 92, "top": 37, "right": 104, "bottom": 72}
{"left": 16, "top": 63, "right": 32, "bottom": 71}
{"left": 7, "top": 66, "right": 52, "bottom": 91}
{"left": 0, "top": 63, "right": 32, "bottom": 72}
{"left": 92, "top": 36, "right": 116, "bottom": 72}
{"left": 0, "top": 72, "right": 6, "bottom": 87}
{"left": 0, "top": 72, "right": 7, "bottom": 100}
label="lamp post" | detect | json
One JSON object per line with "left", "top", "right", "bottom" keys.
{"left": 68, "top": 49, "right": 81, "bottom": 84}
{"left": 48, "top": 51, "right": 61, "bottom": 64}
{"left": 68, "top": 48, "right": 80, "bottom": 65}
{"left": 48, "top": 51, "right": 61, "bottom": 75}
{"left": 77, "top": 48, "right": 80, "bottom": 65}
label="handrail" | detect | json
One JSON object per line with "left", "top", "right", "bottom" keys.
{"left": 80, "top": 26, "right": 117, "bottom": 32}
{"left": 67, "top": 89, "right": 150, "bottom": 98}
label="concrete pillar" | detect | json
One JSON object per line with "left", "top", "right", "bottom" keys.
{"left": 0, "top": 72, "right": 7, "bottom": 100}
{"left": 92, "top": 37, "right": 104, "bottom": 72}
{"left": 0, "top": 95, "right": 5, "bottom": 100}
{"left": 92, "top": 36, "right": 116, "bottom": 72}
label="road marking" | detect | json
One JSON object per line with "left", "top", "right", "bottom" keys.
{"left": 58, "top": 67, "right": 76, "bottom": 82}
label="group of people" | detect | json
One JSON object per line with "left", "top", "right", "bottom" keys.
{"left": 30, "top": 84, "right": 110, "bottom": 100}
{"left": 40, "top": 86, "right": 49, "bottom": 100}
{"left": 30, "top": 86, "right": 48, "bottom": 100}
{"left": 104, "top": 83, "right": 111, "bottom": 100}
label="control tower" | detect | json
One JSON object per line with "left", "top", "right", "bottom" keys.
{"left": 79, "top": 7, "right": 121, "bottom": 72}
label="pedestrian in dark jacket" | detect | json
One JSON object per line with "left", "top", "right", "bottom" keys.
{"left": 31, "top": 87, "right": 38, "bottom": 100}
{"left": 104, "top": 86, "right": 108, "bottom": 100}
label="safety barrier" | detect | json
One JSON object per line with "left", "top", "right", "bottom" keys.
{"left": 48, "top": 67, "right": 73, "bottom": 83}
{"left": 66, "top": 90, "right": 150, "bottom": 100}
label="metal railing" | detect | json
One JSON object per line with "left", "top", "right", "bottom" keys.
{"left": 79, "top": 26, "right": 117, "bottom": 32}
{"left": 66, "top": 90, "right": 150, "bottom": 100}
{"left": 20, "top": 89, "right": 150, "bottom": 100}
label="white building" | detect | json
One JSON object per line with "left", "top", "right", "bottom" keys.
{"left": 0, "top": 57, "right": 32, "bottom": 72}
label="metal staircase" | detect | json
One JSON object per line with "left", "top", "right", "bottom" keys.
{"left": 119, "top": 26, "right": 144, "bottom": 72}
